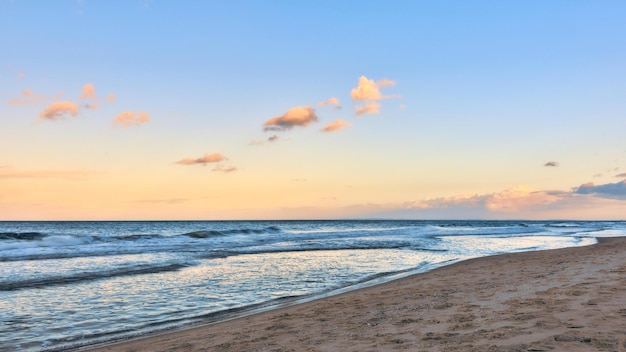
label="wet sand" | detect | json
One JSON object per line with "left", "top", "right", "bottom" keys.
{"left": 84, "top": 237, "right": 626, "bottom": 352}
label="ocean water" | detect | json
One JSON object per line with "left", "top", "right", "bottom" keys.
{"left": 1, "top": 220, "right": 624, "bottom": 351}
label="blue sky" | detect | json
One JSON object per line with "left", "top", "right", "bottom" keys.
{"left": 1, "top": 0, "right": 626, "bottom": 220}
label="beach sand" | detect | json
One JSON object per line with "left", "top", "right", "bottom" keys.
{"left": 84, "top": 237, "right": 626, "bottom": 352}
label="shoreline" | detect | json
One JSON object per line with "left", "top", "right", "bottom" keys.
{"left": 80, "top": 236, "right": 626, "bottom": 351}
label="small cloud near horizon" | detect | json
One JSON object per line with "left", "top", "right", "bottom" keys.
{"left": 176, "top": 153, "right": 228, "bottom": 166}
{"left": 263, "top": 106, "right": 318, "bottom": 131}
{"left": 544, "top": 161, "right": 559, "bottom": 167}
{"left": 212, "top": 165, "right": 237, "bottom": 173}
{"left": 574, "top": 180, "right": 626, "bottom": 200}
{"left": 615, "top": 173, "right": 626, "bottom": 178}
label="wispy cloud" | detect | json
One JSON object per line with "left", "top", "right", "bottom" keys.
{"left": 39, "top": 101, "right": 80, "bottom": 120}
{"left": 574, "top": 180, "right": 626, "bottom": 200}
{"left": 9, "top": 89, "right": 47, "bottom": 106}
{"left": 107, "top": 93, "right": 116, "bottom": 102}
{"left": 134, "top": 198, "right": 188, "bottom": 204}
{"left": 176, "top": 153, "right": 228, "bottom": 166}
{"left": 212, "top": 165, "right": 237, "bottom": 173}
{"left": 317, "top": 97, "right": 341, "bottom": 110}
{"left": 0, "top": 168, "right": 98, "bottom": 180}
{"left": 113, "top": 111, "right": 150, "bottom": 127}
{"left": 263, "top": 106, "right": 318, "bottom": 131}
{"left": 350, "top": 76, "right": 398, "bottom": 116}
{"left": 355, "top": 101, "right": 381, "bottom": 116}
{"left": 615, "top": 173, "right": 626, "bottom": 178}
{"left": 544, "top": 161, "right": 559, "bottom": 167}
{"left": 320, "top": 119, "right": 351, "bottom": 133}
{"left": 249, "top": 135, "right": 281, "bottom": 146}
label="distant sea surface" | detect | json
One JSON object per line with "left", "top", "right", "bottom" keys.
{"left": 1, "top": 220, "right": 624, "bottom": 351}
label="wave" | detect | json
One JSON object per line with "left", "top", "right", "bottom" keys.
{"left": 0, "top": 263, "right": 188, "bottom": 291}
{"left": 183, "top": 226, "right": 281, "bottom": 238}
{"left": 0, "top": 232, "right": 46, "bottom": 241}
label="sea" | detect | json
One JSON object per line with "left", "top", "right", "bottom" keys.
{"left": 1, "top": 220, "right": 625, "bottom": 351}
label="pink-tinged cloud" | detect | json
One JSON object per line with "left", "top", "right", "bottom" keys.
{"left": 0, "top": 168, "right": 97, "bottom": 180}
{"left": 484, "top": 185, "right": 562, "bottom": 212}
{"left": 616, "top": 173, "right": 626, "bottom": 178}
{"left": 213, "top": 165, "right": 237, "bottom": 173}
{"left": 113, "top": 111, "right": 150, "bottom": 126}
{"left": 317, "top": 97, "right": 341, "bottom": 109}
{"left": 18, "top": 72, "right": 24, "bottom": 79}
{"left": 355, "top": 101, "right": 380, "bottom": 116}
{"left": 320, "top": 119, "right": 351, "bottom": 133}
{"left": 544, "top": 161, "right": 559, "bottom": 167}
{"left": 176, "top": 153, "right": 228, "bottom": 165}
{"left": 9, "top": 89, "right": 46, "bottom": 106}
{"left": 350, "top": 76, "right": 398, "bottom": 116}
{"left": 351, "top": 76, "right": 384, "bottom": 101}
{"left": 107, "top": 93, "right": 116, "bottom": 102}
{"left": 376, "top": 78, "right": 396, "bottom": 87}
{"left": 263, "top": 106, "right": 318, "bottom": 131}
{"left": 80, "top": 83, "right": 97, "bottom": 99}
{"left": 39, "top": 101, "right": 80, "bottom": 120}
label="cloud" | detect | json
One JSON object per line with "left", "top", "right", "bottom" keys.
{"left": 544, "top": 161, "right": 559, "bottom": 167}
{"left": 320, "top": 119, "right": 351, "bottom": 133}
{"left": 107, "top": 93, "right": 116, "bottom": 102}
{"left": 574, "top": 180, "right": 626, "bottom": 200}
{"left": 18, "top": 72, "right": 24, "bottom": 79}
{"left": 355, "top": 101, "right": 381, "bottom": 116}
{"left": 134, "top": 198, "right": 188, "bottom": 204}
{"left": 39, "top": 101, "right": 80, "bottom": 120}
{"left": 176, "top": 153, "right": 228, "bottom": 165}
{"left": 268, "top": 135, "right": 279, "bottom": 142}
{"left": 80, "top": 83, "right": 97, "bottom": 99}
{"left": 484, "top": 185, "right": 563, "bottom": 212}
{"left": 0, "top": 168, "right": 97, "bottom": 180}
{"left": 84, "top": 103, "right": 98, "bottom": 110}
{"left": 113, "top": 111, "right": 150, "bottom": 126}
{"left": 351, "top": 76, "right": 384, "bottom": 101}
{"left": 616, "top": 173, "right": 626, "bottom": 178}
{"left": 350, "top": 76, "right": 398, "bottom": 116}
{"left": 376, "top": 78, "right": 396, "bottom": 87}
{"left": 317, "top": 97, "right": 341, "bottom": 109}
{"left": 212, "top": 165, "right": 237, "bottom": 173}
{"left": 263, "top": 106, "right": 318, "bottom": 131}
{"left": 9, "top": 89, "right": 47, "bottom": 106}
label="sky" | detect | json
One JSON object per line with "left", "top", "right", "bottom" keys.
{"left": 1, "top": 0, "right": 626, "bottom": 220}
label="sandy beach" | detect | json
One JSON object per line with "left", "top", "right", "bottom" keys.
{"left": 83, "top": 237, "right": 626, "bottom": 352}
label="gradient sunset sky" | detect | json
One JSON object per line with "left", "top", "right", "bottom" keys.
{"left": 2, "top": 1, "right": 626, "bottom": 220}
